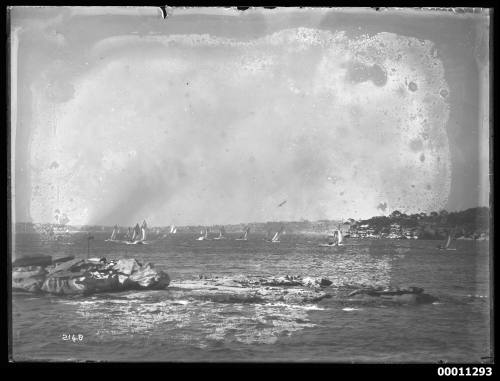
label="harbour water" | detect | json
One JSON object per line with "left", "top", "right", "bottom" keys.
{"left": 11, "top": 233, "right": 491, "bottom": 363}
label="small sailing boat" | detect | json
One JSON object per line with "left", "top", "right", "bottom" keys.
{"left": 170, "top": 225, "right": 177, "bottom": 234}
{"left": 337, "top": 229, "right": 344, "bottom": 246}
{"left": 236, "top": 226, "right": 250, "bottom": 241}
{"left": 196, "top": 227, "right": 210, "bottom": 241}
{"left": 126, "top": 221, "right": 149, "bottom": 245}
{"left": 141, "top": 220, "right": 148, "bottom": 241}
{"left": 267, "top": 226, "right": 285, "bottom": 243}
{"left": 437, "top": 229, "right": 456, "bottom": 251}
{"left": 213, "top": 226, "right": 226, "bottom": 240}
{"left": 319, "top": 227, "right": 344, "bottom": 247}
{"left": 105, "top": 225, "right": 120, "bottom": 242}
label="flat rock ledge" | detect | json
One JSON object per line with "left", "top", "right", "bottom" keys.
{"left": 342, "top": 286, "right": 438, "bottom": 304}
{"left": 168, "top": 275, "right": 332, "bottom": 304}
{"left": 12, "top": 257, "right": 170, "bottom": 295}
{"left": 169, "top": 275, "right": 438, "bottom": 305}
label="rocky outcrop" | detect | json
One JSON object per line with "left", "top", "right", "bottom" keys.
{"left": 12, "top": 258, "right": 437, "bottom": 306}
{"left": 52, "top": 256, "right": 75, "bottom": 265}
{"left": 12, "top": 257, "right": 170, "bottom": 295}
{"left": 171, "top": 275, "right": 437, "bottom": 306}
{"left": 345, "top": 286, "right": 438, "bottom": 304}
{"left": 12, "top": 255, "right": 52, "bottom": 268}
{"left": 197, "top": 274, "right": 333, "bottom": 289}
{"left": 12, "top": 266, "right": 47, "bottom": 293}
{"left": 169, "top": 274, "right": 332, "bottom": 304}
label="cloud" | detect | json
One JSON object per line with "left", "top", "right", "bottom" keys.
{"left": 28, "top": 28, "right": 451, "bottom": 225}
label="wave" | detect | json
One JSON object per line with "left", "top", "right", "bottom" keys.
{"left": 342, "top": 307, "right": 362, "bottom": 311}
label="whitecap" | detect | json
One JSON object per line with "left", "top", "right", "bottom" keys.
{"left": 342, "top": 307, "right": 362, "bottom": 311}
{"left": 171, "top": 300, "right": 190, "bottom": 305}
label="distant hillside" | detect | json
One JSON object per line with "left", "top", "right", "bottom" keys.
{"left": 14, "top": 207, "right": 490, "bottom": 239}
{"left": 352, "top": 207, "right": 490, "bottom": 240}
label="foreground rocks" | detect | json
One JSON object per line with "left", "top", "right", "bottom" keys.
{"left": 171, "top": 274, "right": 438, "bottom": 306}
{"left": 169, "top": 274, "right": 332, "bottom": 304}
{"left": 12, "top": 257, "right": 170, "bottom": 295}
{"left": 12, "top": 257, "right": 437, "bottom": 305}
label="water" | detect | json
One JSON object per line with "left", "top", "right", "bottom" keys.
{"left": 11, "top": 233, "right": 491, "bottom": 362}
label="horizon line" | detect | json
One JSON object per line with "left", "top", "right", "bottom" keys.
{"left": 12, "top": 206, "right": 490, "bottom": 228}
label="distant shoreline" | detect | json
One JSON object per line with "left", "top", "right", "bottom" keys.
{"left": 13, "top": 206, "right": 490, "bottom": 241}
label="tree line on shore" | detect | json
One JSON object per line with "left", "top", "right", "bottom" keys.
{"left": 350, "top": 207, "right": 490, "bottom": 240}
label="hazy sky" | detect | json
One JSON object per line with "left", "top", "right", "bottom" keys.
{"left": 10, "top": 7, "right": 490, "bottom": 226}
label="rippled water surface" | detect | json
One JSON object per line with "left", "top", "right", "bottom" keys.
{"left": 11, "top": 233, "right": 491, "bottom": 362}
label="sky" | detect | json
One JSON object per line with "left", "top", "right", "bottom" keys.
{"left": 9, "top": 7, "right": 490, "bottom": 227}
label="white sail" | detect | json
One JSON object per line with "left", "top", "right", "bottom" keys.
{"left": 216, "top": 227, "right": 225, "bottom": 239}
{"left": 337, "top": 229, "right": 344, "bottom": 245}
{"left": 237, "top": 226, "right": 249, "bottom": 240}
{"left": 141, "top": 220, "right": 148, "bottom": 241}
{"left": 170, "top": 225, "right": 176, "bottom": 234}
{"left": 444, "top": 233, "right": 452, "bottom": 249}
{"left": 271, "top": 227, "right": 284, "bottom": 242}
{"left": 110, "top": 225, "right": 118, "bottom": 240}
{"left": 197, "top": 227, "right": 208, "bottom": 240}
{"left": 132, "top": 223, "right": 141, "bottom": 241}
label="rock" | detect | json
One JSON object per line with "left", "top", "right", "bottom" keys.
{"left": 302, "top": 277, "right": 332, "bottom": 288}
{"left": 41, "top": 274, "right": 88, "bottom": 295}
{"left": 128, "top": 263, "right": 170, "bottom": 289}
{"left": 52, "top": 256, "right": 75, "bottom": 265}
{"left": 403, "top": 286, "right": 424, "bottom": 294}
{"left": 169, "top": 275, "right": 329, "bottom": 304}
{"left": 12, "top": 266, "right": 47, "bottom": 292}
{"left": 112, "top": 258, "right": 141, "bottom": 276}
{"left": 13, "top": 266, "right": 46, "bottom": 278}
{"left": 13, "top": 255, "right": 52, "bottom": 268}
{"left": 347, "top": 288, "right": 380, "bottom": 297}
{"left": 346, "top": 285, "right": 436, "bottom": 304}
{"left": 87, "top": 257, "right": 106, "bottom": 264}
{"left": 48, "top": 258, "right": 86, "bottom": 274}
{"left": 13, "top": 276, "right": 46, "bottom": 293}
{"left": 260, "top": 276, "right": 303, "bottom": 287}
{"left": 81, "top": 272, "right": 121, "bottom": 293}
{"left": 16, "top": 257, "right": 171, "bottom": 296}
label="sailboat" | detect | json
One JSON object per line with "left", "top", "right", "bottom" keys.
{"left": 170, "top": 225, "right": 177, "bottom": 234}
{"left": 196, "top": 227, "right": 210, "bottom": 241}
{"left": 266, "top": 226, "right": 284, "bottom": 243}
{"left": 437, "top": 229, "right": 456, "bottom": 251}
{"left": 236, "top": 226, "right": 250, "bottom": 241}
{"left": 126, "top": 221, "right": 149, "bottom": 245}
{"left": 105, "top": 225, "right": 120, "bottom": 242}
{"left": 141, "top": 220, "right": 148, "bottom": 241}
{"left": 319, "top": 228, "right": 344, "bottom": 247}
{"left": 213, "top": 226, "right": 226, "bottom": 240}
{"left": 272, "top": 226, "right": 285, "bottom": 243}
{"left": 337, "top": 229, "right": 344, "bottom": 246}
